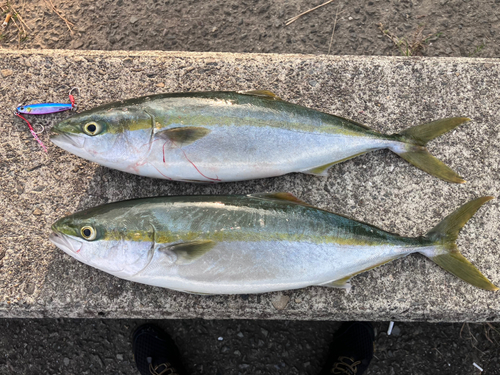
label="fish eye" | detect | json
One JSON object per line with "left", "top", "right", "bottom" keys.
{"left": 81, "top": 225, "right": 97, "bottom": 240}
{"left": 19, "top": 106, "right": 24, "bottom": 111}
{"left": 83, "top": 122, "right": 102, "bottom": 136}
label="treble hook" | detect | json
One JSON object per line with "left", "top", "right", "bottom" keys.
{"left": 69, "top": 87, "right": 80, "bottom": 96}
{"left": 33, "top": 123, "right": 45, "bottom": 135}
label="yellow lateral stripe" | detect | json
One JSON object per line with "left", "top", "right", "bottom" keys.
{"left": 103, "top": 229, "right": 395, "bottom": 246}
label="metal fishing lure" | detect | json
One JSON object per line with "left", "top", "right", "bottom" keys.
{"left": 15, "top": 88, "right": 79, "bottom": 152}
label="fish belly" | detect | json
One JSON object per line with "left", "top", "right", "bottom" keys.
{"left": 128, "top": 241, "right": 416, "bottom": 294}
{"left": 141, "top": 126, "right": 392, "bottom": 182}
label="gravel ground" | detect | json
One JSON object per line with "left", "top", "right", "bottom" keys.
{"left": 0, "top": 0, "right": 499, "bottom": 57}
{"left": 1, "top": 319, "right": 500, "bottom": 375}
{"left": 1, "top": 0, "right": 500, "bottom": 374}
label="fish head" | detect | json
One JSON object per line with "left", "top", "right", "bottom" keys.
{"left": 50, "top": 203, "right": 153, "bottom": 275}
{"left": 51, "top": 105, "right": 153, "bottom": 166}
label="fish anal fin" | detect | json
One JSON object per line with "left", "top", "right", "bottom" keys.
{"left": 303, "top": 151, "right": 369, "bottom": 176}
{"left": 320, "top": 277, "right": 352, "bottom": 293}
{"left": 156, "top": 127, "right": 211, "bottom": 146}
{"left": 303, "top": 162, "right": 337, "bottom": 176}
{"left": 249, "top": 192, "right": 312, "bottom": 207}
{"left": 169, "top": 240, "right": 216, "bottom": 265}
{"left": 181, "top": 290, "right": 215, "bottom": 295}
{"left": 240, "top": 90, "right": 282, "bottom": 100}
{"left": 318, "top": 259, "right": 396, "bottom": 291}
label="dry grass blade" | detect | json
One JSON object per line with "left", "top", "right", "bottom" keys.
{"left": 286, "top": 0, "right": 335, "bottom": 26}
{"left": 467, "top": 323, "right": 479, "bottom": 343}
{"left": 485, "top": 323, "right": 500, "bottom": 346}
{"left": 9, "top": 4, "right": 31, "bottom": 31}
{"left": 378, "top": 23, "right": 435, "bottom": 56}
{"left": 327, "top": 4, "right": 343, "bottom": 55}
{"left": 43, "top": 0, "right": 74, "bottom": 33}
{"left": 484, "top": 325, "right": 495, "bottom": 345}
{"left": 464, "top": 323, "right": 487, "bottom": 355}
{"left": 0, "top": 2, "right": 30, "bottom": 46}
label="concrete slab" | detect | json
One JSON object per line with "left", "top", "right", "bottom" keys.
{"left": 0, "top": 49, "right": 499, "bottom": 321}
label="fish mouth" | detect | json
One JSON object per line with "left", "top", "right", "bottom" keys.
{"left": 49, "top": 232, "right": 83, "bottom": 255}
{"left": 50, "top": 133, "right": 85, "bottom": 149}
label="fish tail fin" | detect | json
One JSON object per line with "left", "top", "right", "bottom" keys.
{"left": 420, "top": 196, "right": 498, "bottom": 291}
{"left": 389, "top": 117, "right": 470, "bottom": 183}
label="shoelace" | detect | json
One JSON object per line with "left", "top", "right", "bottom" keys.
{"left": 147, "top": 357, "right": 179, "bottom": 375}
{"left": 330, "top": 356, "right": 361, "bottom": 374}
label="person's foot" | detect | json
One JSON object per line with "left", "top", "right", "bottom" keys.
{"left": 132, "top": 324, "right": 187, "bottom": 375}
{"left": 319, "top": 322, "right": 374, "bottom": 375}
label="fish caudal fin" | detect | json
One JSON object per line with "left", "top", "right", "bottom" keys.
{"left": 421, "top": 196, "right": 498, "bottom": 291}
{"left": 390, "top": 117, "right": 470, "bottom": 183}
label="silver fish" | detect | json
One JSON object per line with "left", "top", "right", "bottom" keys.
{"left": 49, "top": 193, "right": 497, "bottom": 294}
{"left": 51, "top": 90, "right": 469, "bottom": 183}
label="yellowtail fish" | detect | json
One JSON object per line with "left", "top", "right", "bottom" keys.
{"left": 49, "top": 193, "right": 497, "bottom": 294}
{"left": 51, "top": 90, "right": 469, "bottom": 183}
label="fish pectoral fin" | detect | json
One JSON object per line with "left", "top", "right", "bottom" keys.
{"left": 248, "top": 192, "right": 313, "bottom": 207}
{"left": 318, "top": 277, "right": 352, "bottom": 292}
{"left": 155, "top": 127, "right": 211, "bottom": 146}
{"left": 168, "top": 240, "right": 216, "bottom": 265}
{"left": 303, "top": 152, "right": 370, "bottom": 176}
{"left": 239, "top": 90, "right": 282, "bottom": 100}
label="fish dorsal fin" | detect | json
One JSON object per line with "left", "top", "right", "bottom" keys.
{"left": 249, "top": 192, "right": 312, "bottom": 207}
{"left": 168, "top": 240, "right": 216, "bottom": 265}
{"left": 240, "top": 90, "right": 282, "bottom": 100}
{"left": 156, "top": 127, "right": 211, "bottom": 146}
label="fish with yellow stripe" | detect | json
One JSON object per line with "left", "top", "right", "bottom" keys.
{"left": 49, "top": 193, "right": 497, "bottom": 294}
{"left": 51, "top": 90, "right": 469, "bottom": 183}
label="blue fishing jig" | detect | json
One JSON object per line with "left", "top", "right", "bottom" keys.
{"left": 15, "top": 87, "right": 80, "bottom": 152}
{"left": 16, "top": 88, "right": 79, "bottom": 114}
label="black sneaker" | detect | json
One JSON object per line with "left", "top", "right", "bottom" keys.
{"left": 132, "top": 324, "right": 187, "bottom": 375}
{"left": 319, "top": 322, "right": 374, "bottom": 375}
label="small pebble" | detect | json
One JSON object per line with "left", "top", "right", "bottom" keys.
{"left": 63, "top": 358, "right": 70, "bottom": 366}
{"left": 1, "top": 69, "right": 13, "bottom": 77}
{"left": 271, "top": 294, "right": 290, "bottom": 310}
{"left": 391, "top": 325, "right": 401, "bottom": 336}
{"left": 33, "top": 208, "right": 42, "bottom": 216}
